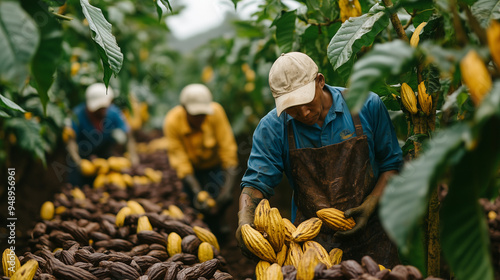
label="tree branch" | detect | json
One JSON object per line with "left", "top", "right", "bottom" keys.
{"left": 382, "top": 0, "right": 409, "bottom": 42}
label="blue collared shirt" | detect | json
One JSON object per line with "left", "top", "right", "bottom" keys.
{"left": 241, "top": 85, "right": 403, "bottom": 221}
{"left": 72, "top": 103, "right": 129, "bottom": 158}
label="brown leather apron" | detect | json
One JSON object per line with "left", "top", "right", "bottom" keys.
{"left": 287, "top": 114, "right": 400, "bottom": 268}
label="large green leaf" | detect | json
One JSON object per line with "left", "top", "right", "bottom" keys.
{"left": 0, "top": 1, "right": 39, "bottom": 88}
{"left": 346, "top": 40, "right": 416, "bottom": 113}
{"left": 20, "top": 0, "right": 63, "bottom": 115}
{"left": 380, "top": 123, "right": 468, "bottom": 257}
{"left": 80, "top": 0, "right": 123, "bottom": 87}
{"left": 4, "top": 118, "right": 46, "bottom": 165}
{"left": 271, "top": 10, "right": 296, "bottom": 53}
{"left": 155, "top": 0, "right": 172, "bottom": 21}
{"left": 327, "top": 7, "right": 389, "bottom": 72}
{"left": 471, "top": 0, "right": 500, "bottom": 28}
{"left": 0, "top": 94, "right": 25, "bottom": 113}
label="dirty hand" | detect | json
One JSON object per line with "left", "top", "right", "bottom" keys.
{"left": 334, "top": 194, "right": 379, "bottom": 238}
{"left": 235, "top": 210, "right": 260, "bottom": 262}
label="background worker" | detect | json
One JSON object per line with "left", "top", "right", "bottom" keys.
{"left": 163, "top": 83, "right": 238, "bottom": 242}
{"left": 65, "top": 83, "right": 138, "bottom": 186}
{"left": 236, "top": 52, "right": 403, "bottom": 267}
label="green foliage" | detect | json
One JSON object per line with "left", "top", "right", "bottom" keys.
{"left": 0, "top": 1, "right": 39, "bottom": 88}
{"left": 80, "top": 0, "right": 123, "bottom": 87}
{"left": 471, "top": 0, "right": 500, "bottom": 28}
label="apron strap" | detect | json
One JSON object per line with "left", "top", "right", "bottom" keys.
{"left": 352, "top": 114, "right": 364, "bottom": 137}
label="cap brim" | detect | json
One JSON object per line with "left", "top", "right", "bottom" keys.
{"left": 86, "top": 96, "right": 112, "bottom": 112}
{"left": 275, "top": 80, "right": 316, "bottom": 116}
{"left": 185, "top": 103, "right": 214, "bottom": 115}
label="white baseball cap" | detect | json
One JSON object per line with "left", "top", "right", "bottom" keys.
{"left": 85, "top": 83, "right": 114, "bottom": 112}
{"left": 180, "top": 84, "right": 214, "bottom": 115}
{"left": 269, "top": 52, "right": 318, "bottom": 116}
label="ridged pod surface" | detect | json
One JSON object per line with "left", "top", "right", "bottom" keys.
{"left": 266, "top": 208, "right": 285, "bottom": 252}
{"left": 255, "top": 260, "right": 271, "bottom": 280}
{"left": 40, "top": 201, "right": 54, "bottom": 221}
{"left": 137, "top": 216, "right": 153, "bottom": 233}
{"left": 302, "top": 241, "right": 331, "bottom": 268}
{"left": 116, "top": 207, "right": 132, "bottom": 227}
{"left": 264, "top": 263, "right": 283, "bottom": 280}
{"left": 282, "top": 218, "right": 296, "bottom": 241}
{"left": 401, "top": 83, "right": 418, "bottom": 114}
{"left": 417, "top": 82, "right": 432, "bottom": 115}
{"left": 254, "top": 199, "right": 270, "bottom": 232}
{"left": 198, "top": 242, "right": 214, "bottom": 262}
{"left": 339, "top": 0, "right": 361, "bottom": 22}
{"left": 276, "top": 243, "right": 288, "bottom": 266}
{"left": 284, "top": 241, "right": 303, "bottom": 268}
{"left": 316, "top": 208, "right": 355, "bottom": 231}
{"left": 329, "top": 248, "right": 343, "bottom": 265}
{"left": 292, "top": 217, "right": 322, "bottom": 242}
{"left": 2, "top": 248, "right": 20, "bottom": 277}
{"left": 241, "top": 224, "right": 276, "bottom": 263}
{"left": 167, "top": 232, "right": 182, "bottom": 257}
{"left": 410, "top": 22, "right": 427, "bottom": 47}
{"left": 460, "top": 50, "right": 492, "bottom": 105}
{"left": 296, "top": 248, "right": 320, "bottom": 280}
{"left": 10, "top": 259, "right": 38, "bottom": 280}
{"left": 128, "top": 200, "right": 146, "bottom": 214}
{"left": 193, "top": 226, "right": 220, "bottom": 251}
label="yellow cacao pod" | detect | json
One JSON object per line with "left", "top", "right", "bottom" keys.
{"left": 197, "top": 190, "right": 210, "bottom": 203}
{"left": 144, "top": 167, "right": 162, "bottom": 183}
{"left": 55, "top": 206, "right": 66, "bottom": 215}
{"left": 93, "top": 173, "right": 108, "bottom": 189}
{"left": 316, "top": 208, "right": 355, "bottom": 231}
{"left": 122, "top": 173, "right": 133, "bottom": 187}
{"left": 70, "top": 188, "right": 86, "bottom": 200}
{"left": 254, "top": 199, "right": 271, "bottom": 232}
{"left": 487, "top": 20, "right": 500, "bottom": 68}
{"left": 107, "top": 156, "right": 131, "bottom": 172}
{"left": 241, "top": 224, "right": 276, "bottom": 263}
{"left": 61, "top": 126, "right": 75, "bottom": 143}
{"left": 292, "top": 217, "right": 323, "bottom": 242}
{"left": 401, "top": 83, "right": 418, "bottom": 114}
{"left": 198, "top": 242, "right": 214, "bottom": 262}
{"left": 276, "top": 243, "right": 288, "bottom": 266}
{"left": 92, "top": 158, "right": 109, "bottom": 174}
{"left": 127, "top": 200, "right": 146, "bottom": 214}
{"left": 283, "top": 218, "right": 296, "bottom": 241}
{"left": 202, "top": 66, "right": 214, "bottom": 83}
{"left": 284, "top": 241, "right": 303, "bottom": 268}
{"left": 80, "top": 159, "right": 96, "bottom": 177}
{"left": 417, "top": 81, "right": 432, "bottom": 115}
{"left": 40, "top": 201, "right": 54, "bottom": 221}
{"left": 266, "top": 208, "right": 285, "bottom": 252}
{"left": 460, "top": 50, "right": 492, "bottom": 106}
{"left": 296, "top": 248, "right": 320, "bottom": 280}
{"left": 116, "top": 206, "right": 132, "bottom": 227}
{"left": 255, "top": 260, "right": 271, "bottom": 280}
{"left": 410, "top": 22, "right": 427, "bottom": 47}
{"left": 379, "top": 264, "right": 388, "bottom": 271}
{"left": 329, "top": 248, "right": 343, "bottom": 265}
{"left": 137, "top": 216, "right": 153, "bottom": 233}
{"left": 488, "top": 211, "right": 497, "bottom": 221}
{"left": 168, "top": 205, "right": 185, "bottom": 220}
{"left": 303, "top": 241, "right": 332, "bottom": 268}
{"left": 339, "top": 0, "right": 361, "bottom": 23}
{"left": 2, "top": 248, "right": 20, "bottom": 277}
{"left": 206, "top": 198, "right": 217, "bottom": 208}
{"left": 264, "top": 263, "right": 283, "bottom": 280}
{"left": 10, "top": 259, "right": 38, "bottom": 280}
{"left": 107, "top": 172, "right": 126, "bottom": 189}
{"left": 167, "top": 232, "right": 182, "bottom": 257}
{"left": 193, "top": 226, "right": 220, "bottom": 251}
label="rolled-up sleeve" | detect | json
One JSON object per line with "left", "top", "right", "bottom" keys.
{"left": 241, "top": 112, "right": 285, "bottom": 198}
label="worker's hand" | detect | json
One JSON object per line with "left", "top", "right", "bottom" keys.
{"left": 216, "top": 167, "right": 238, "bottom": 207}
{"left": 235, "top": 209, "right": 260, "bottom": 262}
{"left": 334, "top": 194, "right": 380, "bottom": 239}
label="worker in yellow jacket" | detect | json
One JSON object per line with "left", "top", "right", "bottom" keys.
{"left": 163, "top": 83, "right": 238, "bottom": 241}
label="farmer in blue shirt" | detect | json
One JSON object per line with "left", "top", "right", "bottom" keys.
{"left": 236, "top": 52, "right": 403, "bottom": 267}
{"left": 65, "top": 83, "right": 138, "bottom": 186}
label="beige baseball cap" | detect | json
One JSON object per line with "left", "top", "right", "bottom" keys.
{"left": 180, "top": 84, "right": 214, "bottom": 115}
{"left": 85, "top": 83, "right": 114, "bottom": 112}
{"left": 269, "top": 52, "right": 318, "bottom": 116}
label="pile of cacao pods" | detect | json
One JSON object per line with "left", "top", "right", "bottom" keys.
{"left": 243, "top": 199, "right": 443, "bottom": 280}
{"left": 480, "top": 197, "right": 500, "bottom": 279}
{"left": 1, "top": 139, "right": 234, "bottom": 280}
